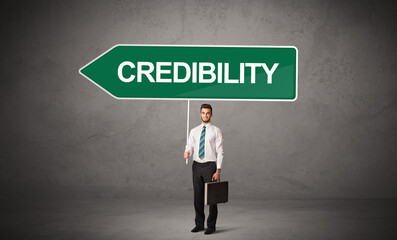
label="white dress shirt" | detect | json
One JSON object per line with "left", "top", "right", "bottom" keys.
{"left": 187, "top": 122, "right": 224, "bottom": 169}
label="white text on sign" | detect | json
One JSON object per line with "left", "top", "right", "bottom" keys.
{"left": 118, "top": 62, "right": 279, "bottom": 84}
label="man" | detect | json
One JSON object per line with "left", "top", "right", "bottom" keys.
{"left": 184, "top": 103, "right": 224, "bottom": 235}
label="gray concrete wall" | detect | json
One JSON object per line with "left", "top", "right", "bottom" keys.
{"left": 1, "top": 0, "right": 396, "bottom": 199}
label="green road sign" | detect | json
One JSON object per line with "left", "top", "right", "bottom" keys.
{"left": 79, "top": 44, "right": 298, "bottom": 101}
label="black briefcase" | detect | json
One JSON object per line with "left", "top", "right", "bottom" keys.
{"left": 204, "top": 181, "right": 228, "bottom": 205}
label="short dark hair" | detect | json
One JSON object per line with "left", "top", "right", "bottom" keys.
{"left": 200, "top": 104, "right": 212, "bottom": 113}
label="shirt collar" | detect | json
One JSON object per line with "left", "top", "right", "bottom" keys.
{"left": 201, "top": 122, "right": 212, "bottom": 128}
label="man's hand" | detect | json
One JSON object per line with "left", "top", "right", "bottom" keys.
{"left": 184, "top": 151, "right": 190, "bottom": 159}
{"left": 212, "top": 172, "right": 220, "bottom": 181}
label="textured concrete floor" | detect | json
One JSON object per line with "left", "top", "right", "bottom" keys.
{"left": 2, "top": 197, "right": 396, "bottom": 240}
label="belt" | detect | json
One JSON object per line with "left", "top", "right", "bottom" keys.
{"left": 193, "top": 161, "right": 216, "bottom": 166}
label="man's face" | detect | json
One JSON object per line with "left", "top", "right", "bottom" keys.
{"left": 200, "top": 108, "right": 212, "bottom": 123}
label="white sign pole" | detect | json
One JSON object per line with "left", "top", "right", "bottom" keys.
{"left": 185, "top": 99, "right": 190, "bottom": 165}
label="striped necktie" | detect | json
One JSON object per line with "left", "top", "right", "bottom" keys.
{"left": 199, "top": 125, "right": 206, "bottom": 159}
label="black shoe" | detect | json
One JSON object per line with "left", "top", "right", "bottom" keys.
{"left": 191, "top": 226, "right": 204, "bottom": 233}
{"left": 204, "top": 227, "right": 216, "bottom": 235}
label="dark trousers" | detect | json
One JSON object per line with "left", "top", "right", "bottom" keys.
{"left": 192, "top": 161, "right": 218, "bottom": 228}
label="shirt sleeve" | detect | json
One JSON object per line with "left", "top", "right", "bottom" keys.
{"left": 215, "top": 129, "right": 224, "bottom": 169}
{"left": 187, "top": 129, "right": 195, "bottom": 154}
